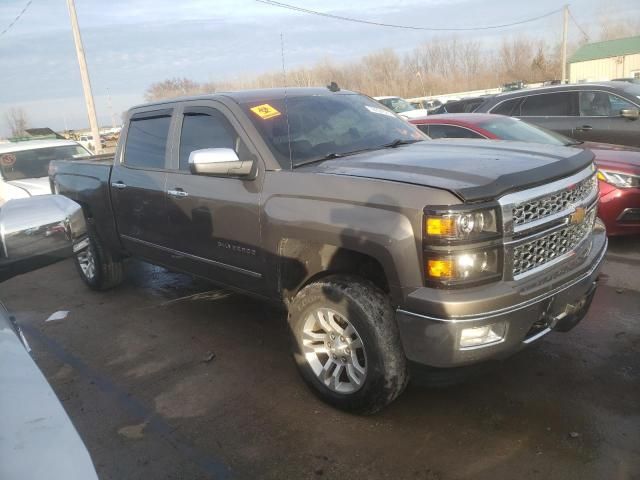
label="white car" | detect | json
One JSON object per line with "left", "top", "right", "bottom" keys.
{"left": 0, "top": 140, "right": 91, "bottom": 205}
{"left": 374, "top": 96, "right": 429, "bottom": 120}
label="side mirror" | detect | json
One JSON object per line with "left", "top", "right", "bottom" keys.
{"left": 0, "top": 195, "right": 88, "bottom": 283}
{"left": 189, "top": 148, "right": 253, "bottom": 177}
{"left": 620, "top": 108, "right": 639, "bottom": 120}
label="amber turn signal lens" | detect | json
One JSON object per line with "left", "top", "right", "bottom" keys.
{"left": 427, "top": 259, "right": 455, "bottom": 278}
{"left": 426, "top": 216, "right": 456, "bottom": 236}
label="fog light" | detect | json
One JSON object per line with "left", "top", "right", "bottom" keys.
{"left": 459, "top": 322, "right": 507, "bottom": 348}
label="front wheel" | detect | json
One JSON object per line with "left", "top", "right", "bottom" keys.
{"left": 288, "top": 275, "right": 408, "bottom": 414}
{"left": 74, "top": 232, "right": 124, "bottom": 290}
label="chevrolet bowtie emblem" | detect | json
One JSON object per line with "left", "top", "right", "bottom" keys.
{"left": 570, "top": 207, "right": 586, "bottom": 225}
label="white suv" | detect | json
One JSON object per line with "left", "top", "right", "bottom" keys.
{"left": 0, "top": 139, "right": 90, "bottom": 204}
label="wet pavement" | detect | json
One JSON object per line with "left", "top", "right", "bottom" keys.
{"left": 2, "top": 237, "right": 639, "bottom": 480}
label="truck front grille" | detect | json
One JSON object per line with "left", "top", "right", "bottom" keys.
{"left": 499, "top": 165, "right": 598, "bottom": 280}
{"left": 512, "top": 209, "right": 596, "bottom": 278}
{"left": 512, "top": 175, "right": 597, "bottom": 227}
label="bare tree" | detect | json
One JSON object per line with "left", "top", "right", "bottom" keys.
{"left": 145, "top": 30, "right": 590, "bottom": 102}
{"left": 144, "top": 77, "right": 216, "bottom": 101}
{"left": 4, "top": 107, "right": 29, "bottom": 137}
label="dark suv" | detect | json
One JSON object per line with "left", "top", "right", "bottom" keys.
{"left": 475, "top": 82, "right": 640, "bottom": 146}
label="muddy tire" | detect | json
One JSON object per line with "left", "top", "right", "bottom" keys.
{"left": 74, "top": 230, "right": 124, "bottom": 291}
{"left": 288, "top": 275, "right": 408, "bottom": 414}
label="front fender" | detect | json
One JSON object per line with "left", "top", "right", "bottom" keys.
{"left": 263, "top": 196, "right": 423, "bottom": 304}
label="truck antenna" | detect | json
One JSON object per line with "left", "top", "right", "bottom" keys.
{"left": 281, "top": 32, "right": 293, "bottom": 169}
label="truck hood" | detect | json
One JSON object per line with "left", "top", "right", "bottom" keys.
{"left": 6, "top": 177, "right": 51, "bottom": 197}
{"left": 299, "top": 139, "right": 594, "bottom": 202}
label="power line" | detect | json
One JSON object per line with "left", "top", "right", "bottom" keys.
{"left": 0, "top": 0, "right": 33, "bottom": 38}
{"left": 255, "top": 0, "right": 564, "bottom": 31}
{"left": 568, "top": 8, "right": 590, "bottom": 41}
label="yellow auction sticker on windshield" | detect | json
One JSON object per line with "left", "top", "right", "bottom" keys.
{"left": 250, "top": 103, "right": 281, "bottom": 120}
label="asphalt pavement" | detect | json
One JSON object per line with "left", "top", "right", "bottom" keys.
{"left": 2, "top": 237, "right": 639, "bottom": 480}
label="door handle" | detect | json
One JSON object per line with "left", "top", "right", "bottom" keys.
{"left": 575, "top": 125, "right": 593, "bottom": 132}
{"left": 167, "top": 188, "right": 189, "bottom": 198}
{"left": 111, "top": 181, "right": 127, "bottom": 189}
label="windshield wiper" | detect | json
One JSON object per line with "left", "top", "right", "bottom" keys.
{"left": 293, "top": 140, "right": 421, "bottom": 168}
{"left": 381, "top": 138, "right": 422, "bottom": 148}
{"left": 565, "top": 140, "right": 584, "bottom": 146}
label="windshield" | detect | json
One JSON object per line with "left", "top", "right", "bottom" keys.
{"left": 241, "top": 93, "right": 425, "bottom": 168}
{"left": 0, "top": 145, "right": 90, "bottom": 181}
{"left": 477, "top": 117, "right": 577, "bottom": 146}
{"left": 378, "top": 97, "right": 416, "bottom": 113}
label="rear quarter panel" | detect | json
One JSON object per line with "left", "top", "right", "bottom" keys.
{"left": 50, "top": 159, "right": 122, "bottom": 252}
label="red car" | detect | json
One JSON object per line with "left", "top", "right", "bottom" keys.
{"left": 411, "top": 113, "right": 640, "bottom": 236}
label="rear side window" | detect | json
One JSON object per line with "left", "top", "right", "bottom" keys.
{"left": 520, "top": 92, "right": 576, "bottom": 116}
{"left": 179, "top": 110, "right": 247, "bottom": 170}
{"left": 491, "top": 98, "right": 520, "bottom": 116}
{"left": 125, "top": 115, "right": 171, "bottom": 169}
{"left": 427, "top": 124, "right": 484, "bottom": 139}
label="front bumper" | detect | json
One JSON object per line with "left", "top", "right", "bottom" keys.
{"left": 396, "top": 226, "right": 607, "bottom": 368}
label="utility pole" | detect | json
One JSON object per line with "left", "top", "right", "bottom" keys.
{"left": 561, "top": 4, "right": 569, "bottom": 84}
{"left": 106, "top": 88, "right": 117, "bottom": 129}
{"left": 66, "top": 0, "right": 101, "bottom": 153}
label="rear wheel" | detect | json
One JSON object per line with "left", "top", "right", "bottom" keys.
{"left": 288, "top": 275, "right": 408, "bottom": 414}
{"left": 74, "top": 231, "right": 124, "bottom": 290}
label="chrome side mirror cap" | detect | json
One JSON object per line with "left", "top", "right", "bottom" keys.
{"left": 188, "top": 148, "right": 253, "bottom": 177}
{"left": 620, "top": 108, "right": 639, "bottom": 120}
{"left": 0, "top": 195, "right": 87, "bottom": 283}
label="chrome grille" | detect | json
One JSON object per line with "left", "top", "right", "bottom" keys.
{"left": 512, "top": 209, "right": 596, "bottom": 278}
{"left": 512, "top": 175, "right": 597, "bottom": 227}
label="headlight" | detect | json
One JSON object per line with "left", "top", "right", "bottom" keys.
{"left": 597, "top": 169, "right": 640, "bottom": 189}
{"left": 424, "top": 207, "right": 499, "bottom": 243}
{"left": 425, "top": 247, "right": 501, "bottom": 287}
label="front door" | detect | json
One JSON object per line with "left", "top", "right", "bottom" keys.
{"left": 576, "top": 90, "right": 640, "bottom": 146}
{"left": 110, "top": 110, "right": 172, "bottom": 263}
{"left": 163, "top": 103, "right": 265, "bottom": 294}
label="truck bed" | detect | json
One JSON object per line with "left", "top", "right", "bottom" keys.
{"left": 50, "top": 155, "right": 120, "bottom": 251}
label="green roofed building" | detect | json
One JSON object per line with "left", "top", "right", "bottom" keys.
{"left": 569, "top": 35, "right": 640, "bottom": 83}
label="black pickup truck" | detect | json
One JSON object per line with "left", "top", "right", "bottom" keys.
{"left": 50, "top": 87, "right": 607, "bottom": 413}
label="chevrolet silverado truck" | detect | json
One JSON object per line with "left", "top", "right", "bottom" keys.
{"left": 50, "top": 87, "right": 607, "bottom": 413}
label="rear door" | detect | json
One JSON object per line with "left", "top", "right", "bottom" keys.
{"left": 163, "top": 101, "right": 266, "bottom": 294}
{"left": 515, "top": 91, "right": 579, "bottom": 138}
{"left": 110, "top": 108, "right": 173, "bottom": 262}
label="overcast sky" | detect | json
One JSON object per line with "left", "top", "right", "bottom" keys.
{"left": 0, "top": 0, "right": 639, "bottom": 135}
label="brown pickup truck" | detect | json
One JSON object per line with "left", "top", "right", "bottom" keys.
{"left": 50, "top": 87, "right": 607, "bottom": 413}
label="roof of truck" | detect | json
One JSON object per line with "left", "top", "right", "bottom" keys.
{"left": 0, "top": 139, "right": 81, "bottom": 154}
{"left": 132, "top": 87, "right": 359, "bottom": 110}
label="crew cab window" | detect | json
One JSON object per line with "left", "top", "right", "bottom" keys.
{"left": 425, "top": 124, "right": 484, "bottom": 139}
{"left": 125, "top": 115, "right": 171, "bottom": 169}
{"left": 491, "top": 98, "right": 520, "bottom": 116}
{"left": 178, "top": 110, "right": 248, "bottom": 171}
{"left": 579, "top": 91, "right": 637, "bottom": 117}
{"left": 519, "top": 92, "right": 577, "bottom": 116}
